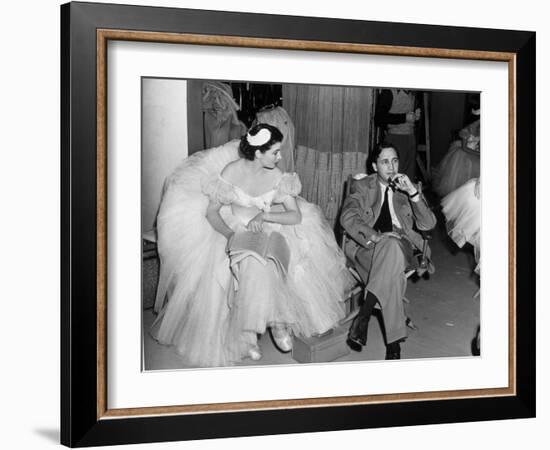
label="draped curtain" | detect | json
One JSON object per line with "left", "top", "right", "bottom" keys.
{"left": 283, "top": 84, "right": 374, "bottom": 226}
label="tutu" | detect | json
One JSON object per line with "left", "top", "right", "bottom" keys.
{"left": 441, "top": 178, "right": 480, "bottom": 273}
{"left": 433, "top": 141, "right": 480, "bottom": 197}
{"left": 150, "top": 140, "right": 353, "bottom": 367}
{"left": 433, "top": 120, "right": 480, "bottom": 198}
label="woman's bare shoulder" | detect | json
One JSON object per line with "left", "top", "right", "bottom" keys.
{"left": 220, "top": 160, "right": 243, "bottom": 182}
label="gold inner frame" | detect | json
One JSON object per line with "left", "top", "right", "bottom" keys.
{"left": 96, "top": 29, "right": 517, "bottom": 420}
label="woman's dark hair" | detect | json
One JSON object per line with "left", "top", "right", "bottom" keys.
{"left": 467, "top": 92, "right": 480, "bottom": 112}
{"left": 239, "top": 123, "right": 284, "bottom": 160}
{"left": 367, "top": 141, "right": 401, "bottom": 174}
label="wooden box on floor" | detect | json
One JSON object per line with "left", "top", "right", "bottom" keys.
{"left": 292, "top": 325, "right": 350, "bottom": 363}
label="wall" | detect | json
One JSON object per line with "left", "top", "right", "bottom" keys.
{"left": 142, "top": 78, "right": 188, "bottom": 233}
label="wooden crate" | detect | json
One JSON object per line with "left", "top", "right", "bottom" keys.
{"left": 292, "top": 325, "right": 350, "bottom": 363}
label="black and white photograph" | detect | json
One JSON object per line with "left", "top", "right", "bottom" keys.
{"left": 141, "top": 79, "right": 482, "bottom": 370}
{"left": 2, "top": 0, "right": 543, "bottom": 448}
{"left": 65, "top": 3, "right": 530, "bottom": 443}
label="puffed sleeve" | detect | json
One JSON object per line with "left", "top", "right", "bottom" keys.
{"left": 274, "top": 172, "right": 302, "bottom": 202}
{"left": 201, "top": 174, "right": 236, "bottom": 204}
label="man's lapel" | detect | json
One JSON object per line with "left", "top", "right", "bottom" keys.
{"left": 366, "top": 175, "right": 382, "bottom": 221}
{"left": 392, "top": 189, "right": 409, "bottom": 223}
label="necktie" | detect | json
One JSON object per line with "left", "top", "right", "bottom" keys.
{"left": 374, "top": 186, "right": 392, "bottom": 233}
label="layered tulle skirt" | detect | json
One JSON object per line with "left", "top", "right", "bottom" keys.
{"left": 441, "top": 178, "right": 480, "bottom": 274}
{"left": 433, "top": 140, "right": 480, "bottom": 198}
{"left": 150, "top": 140, "right": 353, "bottom": 367}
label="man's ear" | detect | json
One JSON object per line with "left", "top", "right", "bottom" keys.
{"left": 371, "top": 162, "right": 377, "bottom": 173}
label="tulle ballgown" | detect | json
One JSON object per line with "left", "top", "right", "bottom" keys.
{"left": 441, "top": 178, "right": 480, "bottom": 274}
{"left": 150, "top": 139, "right": 353, "bottom": 367}
{"left": 433, "top": 120, "right": 480, "bottom": 198}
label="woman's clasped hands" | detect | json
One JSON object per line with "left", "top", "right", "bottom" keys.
{"left": 247, "top": 212, "right": 265, "bottom": 232}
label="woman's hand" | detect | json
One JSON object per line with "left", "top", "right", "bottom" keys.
{"left": 247, "top": 212, "right": 265, "bottom": 232}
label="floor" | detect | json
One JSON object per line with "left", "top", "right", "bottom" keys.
{"left": 142, "top": 208, "right": 480, "bottom": 370}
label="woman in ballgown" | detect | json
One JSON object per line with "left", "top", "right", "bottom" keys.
{"left": 433, "top": 111, "right": 480, "bottom": 198}
{"left": 150, "top": 123, "right": 353, "bottom": 367}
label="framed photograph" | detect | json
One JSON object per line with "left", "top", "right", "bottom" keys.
{"left": 61, "top": 1, "right": 535, "bottom": 447}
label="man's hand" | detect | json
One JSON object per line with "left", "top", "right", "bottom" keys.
{"left": 406, "top": 108, "right": 421, "bottom": 123}
{"left": 392, "top": 174, "right": 417, "bottom": 197}
{"left": 368, "top": 231, "right": 401, "bottom": 244}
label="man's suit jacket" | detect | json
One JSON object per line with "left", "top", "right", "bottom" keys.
{"left": 340, "top": 173, "right": 436, "bottom": 262}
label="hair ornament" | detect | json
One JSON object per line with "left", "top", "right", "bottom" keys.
{"left": 246, "top": 128, "right": 271, "bottom": 146}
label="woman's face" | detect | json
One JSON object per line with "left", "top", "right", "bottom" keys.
{"left": 256, "top": 142, "right": 282, "bottom": 169}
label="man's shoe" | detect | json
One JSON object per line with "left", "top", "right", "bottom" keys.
{"left": 346, "top": 338, "right": 363, "bottom": 353}
{"left": 348, "top": 314, "right": 369, "bottom": 348}
{"left": 385, "top": 341, "right": 401, "bottom": 360}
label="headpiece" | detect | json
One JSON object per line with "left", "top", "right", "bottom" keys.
{"left": 246, "top": 128, "right": 271, "bottom": 146}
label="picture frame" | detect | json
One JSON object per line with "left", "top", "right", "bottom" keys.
{"left": 60, "top": 1, "right": 535, "bottom": 447}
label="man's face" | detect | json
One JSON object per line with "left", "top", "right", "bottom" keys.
{"left": 372, "top": 147, "right": 399, "bottom": 183}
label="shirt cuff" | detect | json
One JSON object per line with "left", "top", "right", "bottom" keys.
{"left": 409, "top": 191, "right": 420, "bottom": 202}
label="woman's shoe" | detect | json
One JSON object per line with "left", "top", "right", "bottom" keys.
{"left": 270, "top": 325, "right": 293, "bottom": 353}
{"left": 248, "top": 345, "right": 262, "bottom": 361}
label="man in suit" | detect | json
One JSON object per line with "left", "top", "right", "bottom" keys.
{"left": 340, "top": 142, "right": 436, "bottom": 359}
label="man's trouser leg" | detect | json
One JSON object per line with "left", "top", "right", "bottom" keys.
{"left": 355, "top": 237, "right": 409, "bottom": 344}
